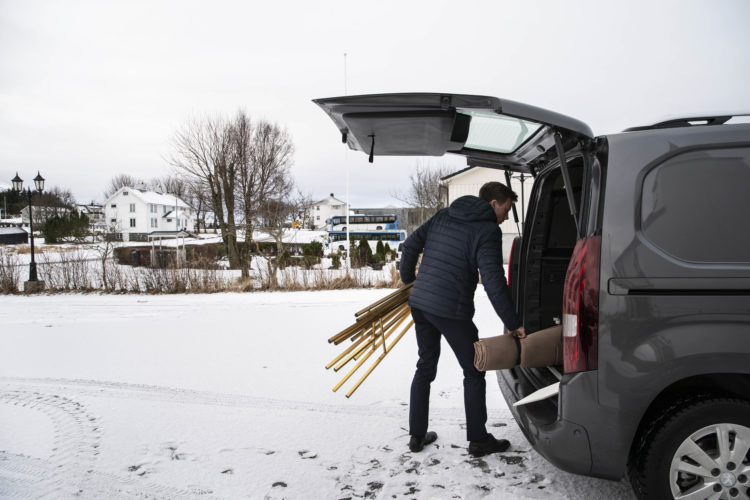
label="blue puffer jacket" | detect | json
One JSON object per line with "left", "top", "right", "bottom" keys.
{"left": 399, "top": 195, "right": 521, "bottom": 329}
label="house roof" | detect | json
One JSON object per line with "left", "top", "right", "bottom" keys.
{"left": 440, "top": 165, "right": 477, "bottom": 183}
{"left": 107, "top": 187, "right": 192, "bottom": 210}
{"left": 0, "top": 227, "right": 26, "bottom": 235}
{"left": 148, "top": 230, "right": 196, "bottom": 239}
{"left": 312, "top": 193, "right": 346, "bottom": 206}
{"left": 76, "top": 204, "right": 103, "bottom": 213}
{"left": 251, "top": 229, "right": 328, "bottom": 245}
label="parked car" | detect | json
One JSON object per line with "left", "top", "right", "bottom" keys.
{"left": 315, "top": 93, "right": 750, "bottom": 499}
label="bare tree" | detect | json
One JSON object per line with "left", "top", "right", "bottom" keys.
{"left": 393, "top": 161, "right": 453, "bottom": 231}
{"left": 104, "top": 174, "right": 140, "bottom": 199}
{"left": 182, "top": 178, "right": 212, "bottom": 233}
{"left": 170, "top": 114, "right": 241, "bottom": 269}
{"left": 30, "top": 185, "right": 76, "bottom": 224}
{"left": 170, "top": 111, "right": 297, "bottom": 273}
{"left": 237, "top": 119, "right": 295, "bottom": 248}
{"left": 149, "top": 175, "right": 189, "bottom": 198}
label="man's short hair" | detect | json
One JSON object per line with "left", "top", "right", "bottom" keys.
{"left": 478, "top": 182, "right": 518, "bottom": 204}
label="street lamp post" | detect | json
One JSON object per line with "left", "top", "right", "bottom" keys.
{"left": 12, "top": 171, "right": 45, "bottom": 291}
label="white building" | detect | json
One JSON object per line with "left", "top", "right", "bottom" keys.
{"left": 21, "top": 205, "right": 71, "bottom": 226}
{"left": 305, "top": 193, "right": 346, "bottom": 230}
{"left": 440, "top": 166, "right": 531, "bottom": 261}
{"left": 103, "top": 187, "right": 195, "bottom": 242}
{"left": 76, "top": 203, "right": 105, "bottom": 232}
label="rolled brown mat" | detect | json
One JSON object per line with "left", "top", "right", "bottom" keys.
{"left": 474, "top": 334, "right": 518, "bottom": 371}
{"left": 474, "top": 325, "right": 563, "bottom": 371}
{"left": 520, "top": 325, "right": 563, "bottom": 368}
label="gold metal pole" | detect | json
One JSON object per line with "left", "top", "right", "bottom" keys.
{"left": 332, "top": 312, "right": 410, "bottom": 392}
{"left": 345, "top": 319, "right": 415, "bottom": 398}
{"left": 354, "top": 283, "right": 413, "bottom": 317}
{"left": 327, "top": 303, "right": 409, "bottom": 369}
{"left": 339, "top": 306, "right": 409, "bottom": 369}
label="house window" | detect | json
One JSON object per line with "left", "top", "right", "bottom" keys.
{"left": 129, "top": 203, "right": 136, "bottom": 213}
{"left": 316, "top": 206, "right": 320, "bottom": 211}
{"left": 110, "top": 218, "right": 116, "bottom": 223}
{"left": 150, "top": 217, "right": 158, "bottom": 228}
{"left": 163, "top": 206, "right": 167, "bottom": 213}
{"left": 167, "top": 218, "right": 173, "bottom": 223}
{"left": 111, "top": 204, "right": 116, "bottom": 208}
{"left": 149, "top": 204, "right": 157, "bottom": 213}
{"left": 129, "top": 218, "right": 136, "bottom": 228}
{"left": 123, "top": 191, "right": 128, "bottom": 196}
{"left": 316, "top": 216, "right": 320, "bottom": 221}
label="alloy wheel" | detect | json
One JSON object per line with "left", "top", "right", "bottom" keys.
{"left": 670, "top": 423, "right": 750, "bottom": 499}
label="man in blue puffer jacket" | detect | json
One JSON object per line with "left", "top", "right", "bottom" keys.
{"left": 400, "top": 181, "right": 526, "bottom": 457}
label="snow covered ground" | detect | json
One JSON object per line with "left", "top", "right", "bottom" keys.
{"left": 0, "top": 290, "right": 636, "bottom": 499}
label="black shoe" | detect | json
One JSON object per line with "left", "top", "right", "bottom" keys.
{"left": 468, "top": 433, "right": 510, "bottom": 457}
{"left": 408, "top": 431, "right": 438, "bottom": 452}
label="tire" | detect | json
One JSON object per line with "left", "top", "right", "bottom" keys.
{"left": 628, "top": 397, "right": 750, "bottom": 499}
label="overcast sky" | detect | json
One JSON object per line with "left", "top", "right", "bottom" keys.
{"left": 1, "top": 0, "right": 749, "bottom": 207}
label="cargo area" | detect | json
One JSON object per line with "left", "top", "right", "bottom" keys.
{"left": 506, "top": 159, "right": 584, "bottom": 398}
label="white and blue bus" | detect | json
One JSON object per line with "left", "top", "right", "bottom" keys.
{"left": 328, "top": 214, "right": 406, "bottom": 254}
{"left": 329, "top": 214, "right": 399, "bottom": 232}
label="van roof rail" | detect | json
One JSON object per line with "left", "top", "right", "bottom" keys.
{"left": 624, "top": 114, "right": 750, "bottom": 132}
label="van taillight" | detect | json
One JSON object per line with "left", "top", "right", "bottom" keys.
{"left": 562, "top": 236, "right": 601, "bottom": 374}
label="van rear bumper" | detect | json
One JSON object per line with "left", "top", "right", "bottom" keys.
{"left": 496, "top": 368, "right": 593, "bottom": 476}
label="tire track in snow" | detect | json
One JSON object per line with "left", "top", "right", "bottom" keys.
{"left": 0, "top": 389, "right": 218, "bottom": 499}
{"left": 0, "top": 390, "right": 100, "bottom": 499}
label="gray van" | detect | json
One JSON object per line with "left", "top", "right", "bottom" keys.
{"left": 315, "top": 93, "right": 750, "bottom": 499}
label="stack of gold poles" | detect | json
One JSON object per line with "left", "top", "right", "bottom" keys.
{"left": 326, "top": 283, "right": 414, "bottom": 398}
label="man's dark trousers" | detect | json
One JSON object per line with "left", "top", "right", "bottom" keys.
{"left": 409, "top": 307, "right": 488, "bottom": 442}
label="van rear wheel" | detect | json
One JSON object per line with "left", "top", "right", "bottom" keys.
{"left": 629, "top": 398, "right": 750, "bottom": 499}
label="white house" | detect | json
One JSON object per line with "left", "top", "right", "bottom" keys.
{"left": 103, "top": 186, "right": 195, "bottom": 242}
{"left": 76, "top": 203, "right": 105, "bottom": 232}
{"left": 305, "top": 193, "right": 347, "bottom": 230}
{"left": 440, "top": 166, "right": 532, "bottom": 261}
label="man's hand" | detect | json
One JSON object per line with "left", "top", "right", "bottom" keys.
{"left": 509, "top": 326, "right": 526, "bottom": 339}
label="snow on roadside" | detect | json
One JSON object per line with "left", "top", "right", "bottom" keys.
{"left": 0, "top": 290, "right": 635, "bottom": 499}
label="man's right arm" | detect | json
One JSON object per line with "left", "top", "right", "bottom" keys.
{"left": 399, "top": 218, "right": 431, "bottom": 284}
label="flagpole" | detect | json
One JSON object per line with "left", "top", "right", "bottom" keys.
{"left": 344, "top": 52, "right": 351, "bottom": 270}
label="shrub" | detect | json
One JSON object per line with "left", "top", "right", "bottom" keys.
{"left": 330, "top": 253, "right": 341, "bottom": 269}
{"left": 0, "top": 251, "right": 21, "bottom": 293}
{"left": 42, "top": 210, "right": 89, "bottom": 243}
{"left": 303, "top": 240, "right": 324, "bottom": 257}
{"left": 352, "top": 237, "right": 373, "bottom": 268}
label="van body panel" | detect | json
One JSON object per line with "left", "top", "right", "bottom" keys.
{"left": 592, "top": 124, "right": 750, "bottom": 477}
{"left": 501, "top": 123, "right": 750, "bottom": 480}
{"left": 497, "top": 369, "right": 595, "bottom": 476}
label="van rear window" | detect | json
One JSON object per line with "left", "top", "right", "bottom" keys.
{"left": 640, "top": 147, "right": 750, "bottom": 263}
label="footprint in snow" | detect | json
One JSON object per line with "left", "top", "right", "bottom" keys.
{"left": 298, "top": 449, "right": 318, "bottom": 459}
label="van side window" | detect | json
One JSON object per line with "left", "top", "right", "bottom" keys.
{"left": 640, "top": 147, "right": 750, "bottom": 263}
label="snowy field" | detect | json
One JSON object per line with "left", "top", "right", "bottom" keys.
{"left": 0, "top": 290, "right": 636, "bottom": 499}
